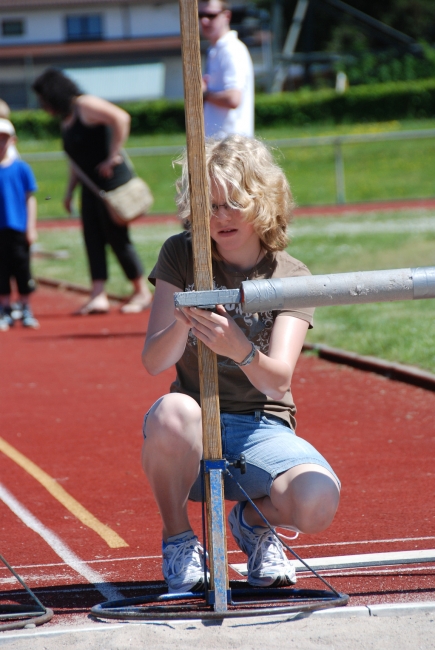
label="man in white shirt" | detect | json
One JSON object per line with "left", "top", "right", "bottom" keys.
{"left": 199, "top": 0, "right": 254, "bottom": 138}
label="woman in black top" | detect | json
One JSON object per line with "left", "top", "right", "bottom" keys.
{"left": 33, "top": 68, "right": 153, "bottom": 314}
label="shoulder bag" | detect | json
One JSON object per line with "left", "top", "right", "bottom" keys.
{"left": 67, "top": 153, "right": 153, "bottom": 226}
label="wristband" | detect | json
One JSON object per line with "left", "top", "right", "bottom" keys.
{"left": 234, "top": 342, "right": 257, "bottom": 367}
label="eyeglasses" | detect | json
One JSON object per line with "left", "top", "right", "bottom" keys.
{"left": 198, "top": 10, "right": 224, "bottom": 20}
{"left": 211, "top": 202, "right": 230, "bottom": 215}
{"left": 210, "top": 201, "right": 242, "bottom": 218}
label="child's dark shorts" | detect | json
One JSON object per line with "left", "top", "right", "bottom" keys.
{"left": 0, "top": 228, "right": 35, "bottom": 296}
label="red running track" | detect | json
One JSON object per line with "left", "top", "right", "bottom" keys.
{"left": 36, "top": 197, "right": 435, "bottom": 230}
{"left": 0, "top": 287, "right": 434, "bottom": 624}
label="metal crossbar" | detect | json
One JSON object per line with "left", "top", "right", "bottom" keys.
{"left": 174, "top": 266, "right": 435, "bottom": 311}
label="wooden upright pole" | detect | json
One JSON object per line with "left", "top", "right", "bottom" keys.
{"left": 178, "top": 0, "right": 228, "bottom": 609}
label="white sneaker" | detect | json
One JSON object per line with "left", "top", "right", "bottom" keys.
{"left": 228, "top": 502, "right": 297, "bottom": 588}
{"left": 0, "top": 306, "right": 12, "bottom": 330}
{"left": 0, "top": 315, "right": 9, "bottom": 332}
{"left": 21, "top": 305, "right": 39, "bottom": 329}
{"left": 162, "top": 530, "right": 209, "bottom": 594}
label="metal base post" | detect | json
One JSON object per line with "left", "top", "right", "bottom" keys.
{"left": 203, "top": 460, "right": 230, "bottom": 611}
{"left": 0, "top": 554, "right": 53, "bottom": 631}
{"left": 91, "top": 586, "right": 348, "bottom": 621}
{"left": 91, "top": 461, "right": 349, "bottom": 621}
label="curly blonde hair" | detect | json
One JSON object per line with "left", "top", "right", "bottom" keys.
{"left": 174, "top": 135, "right": 294, "bottom": 255}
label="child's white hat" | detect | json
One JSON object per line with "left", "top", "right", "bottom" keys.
{"left": 0, "top": 119, "right": 15, "bottom": 136}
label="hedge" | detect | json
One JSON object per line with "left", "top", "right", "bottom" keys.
{"left": 10, "top": 109, "right": 61, "bottom": 139}
{"left": 255, "top": 78, "right": 435, "bottom": 127}
{"left": 10, "top": 77, "right": 435, "bottom": 139}
{"left": 122, "top": 98, "right": 186, "bottom": 134}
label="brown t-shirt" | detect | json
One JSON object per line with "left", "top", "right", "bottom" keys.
{"left": 149, "top": 231, "right": 314, "bottom": 430}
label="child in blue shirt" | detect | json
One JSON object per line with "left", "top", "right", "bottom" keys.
{"left": 0, "top": 119, "right": 39, "bottom": 331}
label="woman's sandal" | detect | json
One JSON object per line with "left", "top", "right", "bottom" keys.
{"left": 120, "top": 292, "right": 153, "bottom": 314}
{"left": 74, "top": 295, "right": 110, "bottom": 315}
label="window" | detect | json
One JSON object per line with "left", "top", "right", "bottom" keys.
{"left": 66, "top": 15, "right": 103, "bottom": 42}
{"left": 2, "top": 20, "right": 25, "bottom": 37}
{"left": 63, "top": 64, "right": 166, "bottom": 102}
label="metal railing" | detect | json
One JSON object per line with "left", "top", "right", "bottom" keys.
{"left": 269, "top": 128, "right": 435, "bottom": 204}
{"left": 22, "top": 128, "right": 435, "bottom": 205}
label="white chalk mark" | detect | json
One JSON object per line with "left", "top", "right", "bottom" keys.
{"left": 231, "top": 549, "right": 435, "bottom": 576}
{"left": 290, "top": 536, "right": 435, "bottom": 550}
{"left": 0, "top": 482, "right": 123, "bottom": 602}
{"left": 1, "top": 536, "right": 434, "bottom": 574}
{"left": 291, "top": 215, "right": 435, "bottom": 237}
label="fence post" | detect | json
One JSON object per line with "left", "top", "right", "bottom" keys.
{"left": 334, "top": 140, "right": 346, "bottom": 204}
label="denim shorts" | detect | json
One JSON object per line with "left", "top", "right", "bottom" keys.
{"left": 143, "top": 409, "right": 339, "bottom": 503}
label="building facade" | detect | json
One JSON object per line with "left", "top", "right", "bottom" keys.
{"left": 0, "top": 0, "right": 269, "bottom": 108}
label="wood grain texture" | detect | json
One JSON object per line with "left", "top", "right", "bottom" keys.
{"left": 179, "top": 0, "right": 222, "bottom": 461}
{"left": 179, "top": 0, "right": 228, "bottom": 598}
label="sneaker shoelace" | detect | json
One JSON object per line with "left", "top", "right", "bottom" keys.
{"left": 165, "top": 538, "right": 204, "bottom": 579}
{"left": 276, "top": 526, "right": 299, "bottom": 542}
{"left": 247, "top": 528, "right": 291, "bottom": 575}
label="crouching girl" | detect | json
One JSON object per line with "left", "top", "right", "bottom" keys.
{"left": 141, "top": 135, "right": 340, "bottom": 593}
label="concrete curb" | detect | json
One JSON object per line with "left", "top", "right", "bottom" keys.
{"left": 313, "top": 600, "right": 435, "bottom": 618}
{"left": 303, "top": 343, "right": 435, "bottom": 391}
{"left": 1, "top": 601, "right": 434, "bottom": 642}
{"left": 35, "top": 276, "right": 125, "bottom": 303}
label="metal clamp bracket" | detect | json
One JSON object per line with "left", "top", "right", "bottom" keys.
{"left": 227, "top": 454, "right": 247, "bottom": 474}
{"left": 203, "top": 459, "right": 227, "bottom": 473}
{"left": 203, "top": 456, "right": 247, "bottom": 475}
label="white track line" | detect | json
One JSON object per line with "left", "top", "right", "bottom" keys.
{"left": 297, "top": 565, "right": 435, "bottom": 579}
{"left": 0, "top": 584, "right": 166, "bottom": 597}
{"left": 3, "top": 562, "right": 432, "bottom": 592}
{"left": 2, "top": 536, "right": 433, "bottom": 573}
{"left": 289, "top": 536, "right": 435, "bottom": 550}
{"left": 0, "top": 483, "right": 123, "bottom": 601}
{"left": 231, "top": 549, "right": 435, "bottom": 576}
{"left": 291, "top": 215, "right": 435, "bottom": 236}
{"left": 0, "top": 556, "right": 160, "bottom": 572}
{"left": 2, "top": 563, "right": 433, "bottom": 598}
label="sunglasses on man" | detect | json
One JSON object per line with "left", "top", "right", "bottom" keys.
{"left": 198, "top": 10, "right": 224, "bottom": 20}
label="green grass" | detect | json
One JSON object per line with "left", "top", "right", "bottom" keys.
{"left": 278, "top": 138, "right": 435, "bottom": 205}
{"left": 32, "top": 209, "right": 435, "bottom": 373}
{"left": 19, "top": 118, "right": 435, "bottom": 219}
{"left": 20, "top": 117, "right": 435, "bottom": 152}
{"left": 288, "top": 210, "right": 435, "bottom": 371}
